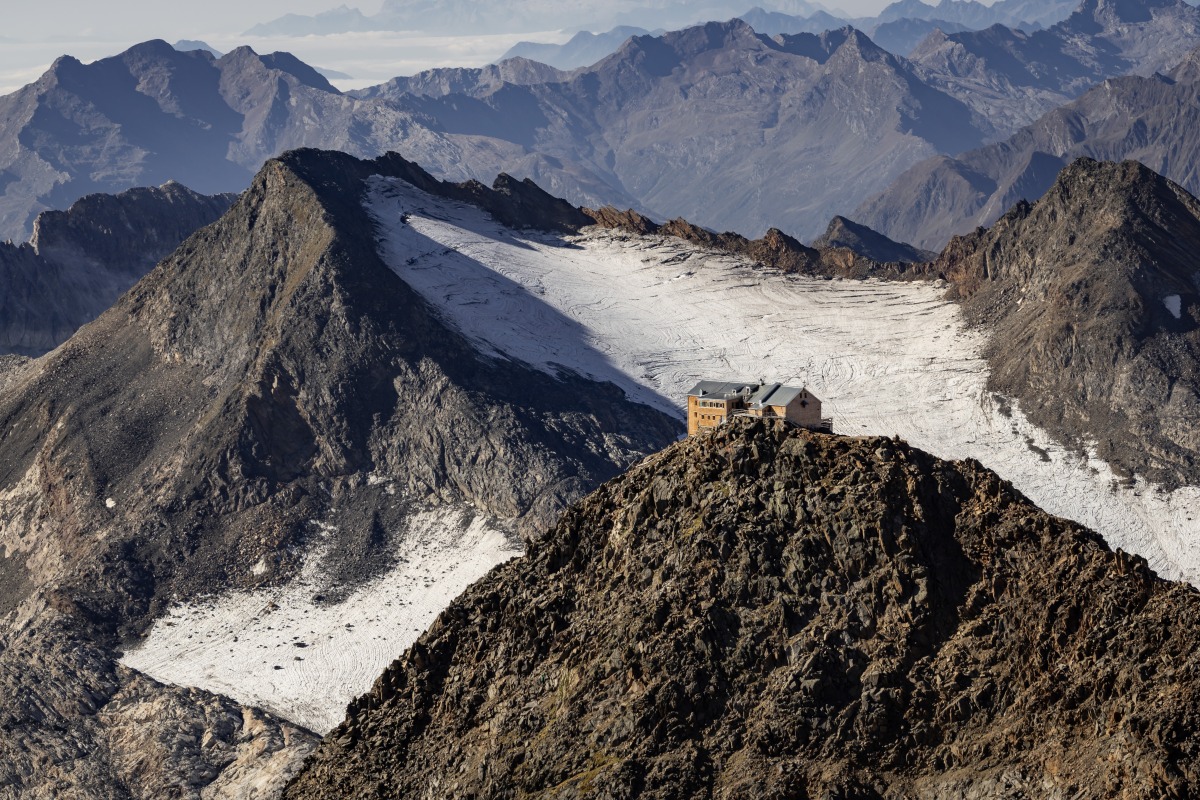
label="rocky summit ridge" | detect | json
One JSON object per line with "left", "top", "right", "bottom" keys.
{"left": 0, "top": 148, "right": 678, "bottom": 797}
{"left": 285, "top": 418, "right": 1200, "bottom": 799}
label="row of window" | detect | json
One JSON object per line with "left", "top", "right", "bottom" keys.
{"left": 697, "top": 400, "right": 726, "bottom": 408}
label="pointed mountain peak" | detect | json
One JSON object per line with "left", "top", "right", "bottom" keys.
{"left": 812, "top": 215, "right": 936, "bottom": 263}
{"left": 934, "top": 157, "right": 1200, "bottom": 487}
{"left": 653, "top": 17, "right": 766, "bottom": 58}
{"left": 217, "top": 46, "right": 338, "bottom": 92}
{"left": 119, "top": 38, "right": 179, "bottom": 58}
{"left": 827, "top": 25, "right": 894, "bottom": 62}
{"left": 1036, "top": 156, "right": 1194, "bottom": 222}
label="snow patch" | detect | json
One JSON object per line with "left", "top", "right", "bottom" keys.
{"left": 366, "top": 176, "right": 1200, "bottom": 585}
{"left": 1164, "top": 294, "right": 1182, "bottom": 319}
{"left": 121, "top": 506, "right": 519, "bottom": 733}
{"left": 104, "top": 498, "right": 116, "bottom": 510}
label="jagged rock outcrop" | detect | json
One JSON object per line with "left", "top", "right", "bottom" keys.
{"left": 0, "top": 181, "right": 235, "bottom": 355}
{"left": 859, "top": 46, "right": 1200, "bottom": 250}
{"left": 285, "top": 418, "right": 1200, "bottom": 799}
{"left": 0, "top": 148, "right": 678, "bottom": 797}
{"left": 811, "top": 215, "right": 936, "bottom": 263}
{"left": 584, "top": 205, "right": 927, "bottom": 279}
{"left": 933, "top": 157, "right": 1200, "bottom": 487}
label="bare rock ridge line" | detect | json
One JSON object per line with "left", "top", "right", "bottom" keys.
{"left": 284, "top": 419, "right": 1200, "bottom": 799}
{"left": 933, "top": 157, "right": 1200, "bottom": 489}
{"left": 582, "top": 205, "right": 931, "bottom": 279}
{"left": 0, "top": 148, "right": 677, "bottom": 796}
{"left": 0, "top": 181, "right": 236, "bottom": 356}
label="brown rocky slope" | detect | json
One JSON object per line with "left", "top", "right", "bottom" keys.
{"left": 285, "top": 418, "right": 1200, "bottom": 799}
{"left": 933, "top": 157, "right": 1200, "bottom": 488}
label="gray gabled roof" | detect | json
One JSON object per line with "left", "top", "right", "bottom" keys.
{"left": 755, "top": 385, "right": 808, "bottom": 407}
{"left": 688, "top": 379, "right": 819, "bottom": 406}
{"left": 687, "top": 380, "right": 757, "bottom": 399}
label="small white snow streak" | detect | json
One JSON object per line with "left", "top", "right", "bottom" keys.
{"left": 1165, "top": 294, "right": 1182, "bottom": 320}
{"left": 366, "top": 176, "right": 1200, "bottom": 585}
{"left": 120, "top": 507, "right": 519, "bottom": 733}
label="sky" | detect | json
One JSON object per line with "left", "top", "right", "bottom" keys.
{"left": 0, "top": 0, "right": 993, "bottom": 94}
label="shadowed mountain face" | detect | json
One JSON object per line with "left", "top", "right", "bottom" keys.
{"left": 909, "top": 0, "right": 1200, "bottom": 136}
{"left": 284, "top": 419, "right": 1200, "bottom": 799}
{"left": 0, "top": 22, "right": 984, "bottom": 245}
{"left": 0, "top": 149, "right": 678, "bottom": 797}
{"left": 513, "top": 20, "right": 983, "bottom": 241}
{"left": 934, "top": 158, "right": 1200, "bottom": 488}
{"left": 0, "top": 181, "right": 235, "bottom": 356}
{"left": 857, "top": 50, "right": 1200, "bottom": 250}
{"left": 0, "top": 40, "right": 472, "bottom": 242}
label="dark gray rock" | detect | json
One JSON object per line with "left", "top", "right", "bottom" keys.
{"left": 810, "top": 215, "right": 936, "bottom": 262}
{"left": 0, "top": 181, "right": 235, "bottom": 356}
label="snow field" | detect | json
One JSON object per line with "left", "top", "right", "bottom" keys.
{"left": 367, "top": 176, "right": 1200, "bottom": 584}
{"left": 121, "top": 506, "right": 519, "bottom": 733}
{"left": 119, "top": 176, "right": 1200, "bottom": 734}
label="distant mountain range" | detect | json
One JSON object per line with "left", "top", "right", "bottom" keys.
{"left": 858, "top": 44, "right": 1200, "bottom": 249}
{"left": 909, "top": 0, "right": 1200, "bottom": 136}
{"left": 503, "top": 0, "right": 1083, "bottom": 69}
{"left": 6, "top": 0, "right": 1200, "bottom": 245}
{"left": 502, "top": 26, "right": 661, "bottom": 70}
{"left": 245, "top": 0, "right": 834, "bottom": 36}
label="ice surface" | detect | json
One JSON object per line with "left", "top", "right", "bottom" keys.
{"left": 121, "top": 506, "right": 519, "bottom": 733}
{"left": 366, "top": 176, "right": 1200, "bottom": 585}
